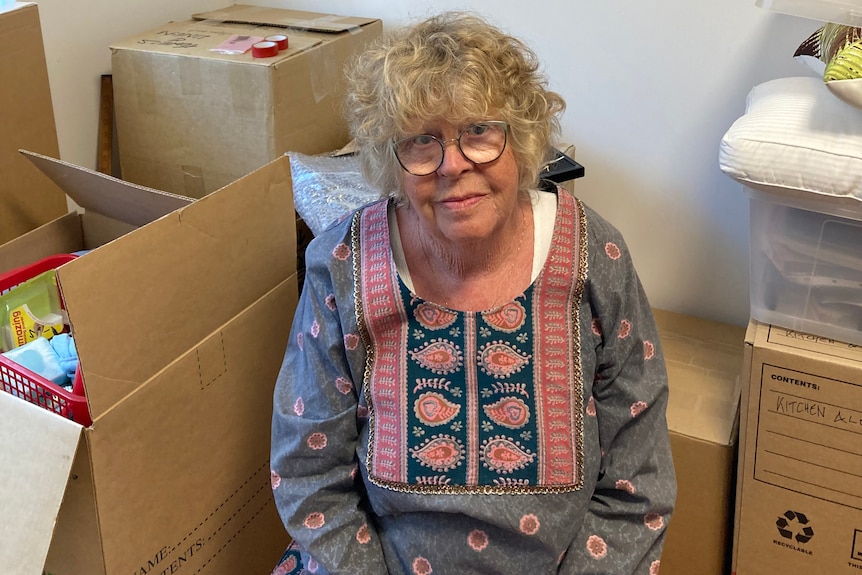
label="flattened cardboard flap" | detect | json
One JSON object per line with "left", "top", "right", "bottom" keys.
{"left": 0, "top": 392, "right": 81, "bottom": 575}
{"left": 655, "top": 309, "right": 745, "bottom": 446}
{"left": 22, "top": 150, "right": 193, "bottom": 227}
{"left": 193, "top": 4, "right": 377, "bottom": 33}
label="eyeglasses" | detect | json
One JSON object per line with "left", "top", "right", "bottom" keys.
{"left": 392, "top": 121, "right": 508, "bottom": 176}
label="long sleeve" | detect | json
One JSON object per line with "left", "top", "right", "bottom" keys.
{"left": 270, "top": 220, "right": 389, "bottom": 575}
{"left": 560, "top": 214, "right": 677, "bottom": 575}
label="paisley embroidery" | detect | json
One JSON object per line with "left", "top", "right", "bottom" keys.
{"left": 483, "top": 397, "right": 530, "bottom": 429}
{"left": 481, "top": 436, "right": 535, "bottom": 473}
{"left": 482, "top": 301, "right": 526, "bottom": 333}
{"left": 411, "top": 435, "right": 465, "bottom": 472}
{"left": 359, "top": 193, "right": 586, "bottom": 494}
{"left": 414, "top": 392, "right": 460, "bottom": 426}
{"left": 411, "top": 339, "right": 463, "bottom": 374}
{"left": 275, "top": 555, "right": 296, "bottom": 574}
{"left": 478, "top": 341, "right": 530, "bottom": 379}
{"left": 414, "top": 302, "right": 457, "bottom": 330}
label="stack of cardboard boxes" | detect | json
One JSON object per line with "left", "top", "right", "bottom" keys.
{"left": 0, "top": 4, "right": 380, "bottom": 574}
{"left": 729, "top": 4, "right": 862, "bottom": 574}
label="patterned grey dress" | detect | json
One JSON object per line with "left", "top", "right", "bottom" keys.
{"left": 271, "top": 188, "right": 676, "bottom": 575}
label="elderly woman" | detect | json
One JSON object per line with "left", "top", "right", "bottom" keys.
{"left": 271, "top": 11, "right": 676, "bottom": 575}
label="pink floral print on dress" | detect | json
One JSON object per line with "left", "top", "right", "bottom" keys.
{"left": 412, "top": 556, "right": 433, "bottom": 575}
{"left": 332, "top": 243, "right": 350, "bottom": 261}
{"left": 325, "top": 294, "right": 337, "bottom": 311}
{"left": 631, "top": 401, "right": 648, "bottom": 418}
{"left": 307, "top": 432, "right": 327, "bottom": 450}
{"left": 468, "top": 529, "right": 489, "bottom": 551}
{"left": 615, "top": 479, "right": 635, "bottom": 494}
{"left": 356, "top": 523, "right": 371, "bottom": 544}
{"left": 644, "top": 340, "right": 655, "bottom": 360}
{"left": 344, "top": 333, "right": 360, "bottom": 350}
{"left": 645, "top": 512, "right": 664, "bottom": 531}
{"left": 519, "top": 514, "right": 540, "bottom": 535}
{"left": 618, "top": 319, "right": 632, "bottom": 339}
{"left": 335, "top": 377, "right": 353, "bottom": 395}
{"left": 587, "top": 534, "right": 608, "bottom": 559}
{"left": 304, "top": 512, "right": 325, "bottom": 529}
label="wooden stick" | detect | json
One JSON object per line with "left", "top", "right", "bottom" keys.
{"left": 97, "top": 74, "right": 114, "bottom": 176}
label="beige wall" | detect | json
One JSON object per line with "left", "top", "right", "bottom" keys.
{"left": 33, "top": 0, "right": 823, "bottom": 327}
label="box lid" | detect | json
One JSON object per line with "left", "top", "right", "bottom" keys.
{"left": 0, "top": 391, "right": 81, "bottom": 574}
{"left": 193, "top": 4, "right": 378, "bottom": 33}
{"left": 656, "top": 309, "right": 746, "bottom": 446}
{"left": 749, "top": 319, "right": 862, "bottom": 361}
{"left": 110, "top": 6, "right": 378, "bottom": 65}
{"left": 23, "top": 151, "right": 193, "bottom": 227}
{"left": 757, "top": 0, "right": 862, "bottom": 27}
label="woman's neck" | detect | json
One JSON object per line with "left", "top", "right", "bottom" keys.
{"left": 402, "top": 200, "right": 534, "bottom": 310}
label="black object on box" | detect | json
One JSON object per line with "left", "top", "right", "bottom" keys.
{"left": 542, "top": 148, "right": 585, "bottom": 184}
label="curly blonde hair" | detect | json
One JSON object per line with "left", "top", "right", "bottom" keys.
{"left": 344, "top": 12, "right": 566, "bottom": 199}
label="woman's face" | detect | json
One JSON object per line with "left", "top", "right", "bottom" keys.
{"left": 398, "top": 119, "right": 521, "bottom": 246}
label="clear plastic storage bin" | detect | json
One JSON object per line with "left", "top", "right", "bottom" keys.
{"left": 757, "top": 0, "right": 862, "bottom": 27}
{"left": 748, "top": 186, "right": 862, "bottom": 345}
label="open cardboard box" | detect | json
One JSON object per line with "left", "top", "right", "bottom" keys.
{"left": 0, "top": 151, "right": 298, "bottom": 575}
{"left": 111, "top": 4, "right": 382, "bottom": 198}
{"left": 0, "top": 3, "right": 67, "bottom": 244}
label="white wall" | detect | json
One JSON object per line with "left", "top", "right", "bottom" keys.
{"left": 33, "top": 0, "right": 822, "bottom": 327}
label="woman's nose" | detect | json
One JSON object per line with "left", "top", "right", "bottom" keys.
{"left": 436, "top": 139, "right": 473, "bottom": 176}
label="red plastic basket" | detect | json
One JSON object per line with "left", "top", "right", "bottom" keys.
{"left": 0, "top": 254, "right": 90, "bottom": 426}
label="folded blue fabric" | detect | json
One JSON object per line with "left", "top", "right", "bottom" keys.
{"left": 50, "top": 333, "right": 78, "bottom": 382}
{"left": 2, "top": 336, "right": 68, "bottom": 386}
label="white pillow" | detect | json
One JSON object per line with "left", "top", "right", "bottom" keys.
{"left": 719, "top": 76, "right": 862, "bottom": 204}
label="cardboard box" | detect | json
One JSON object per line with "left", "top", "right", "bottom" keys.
{"left": 111, "top": 5, "right": 382, "bottom": 198}
{"left": 0, "top": 3, "right": 67, "bottom": 244}
{"left": 733, "top": 320, "right": 862, "bottom": 574}
{"left": 655, "top": 309, "right": 745, "bottom": 575}
{"left": 0, "top": 151, "right": 299, "bottom": 575}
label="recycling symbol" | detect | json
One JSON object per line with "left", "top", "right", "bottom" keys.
{"left": 776, "top": 510, "right": 814, "bottom": 544}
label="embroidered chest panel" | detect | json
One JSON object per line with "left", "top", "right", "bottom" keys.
{"left": 354, "top": 194, "right": 587, "bottom": 494}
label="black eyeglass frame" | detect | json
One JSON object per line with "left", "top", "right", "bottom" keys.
{"left": 391, "top": 121, "right": 509, "bottom": 176}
